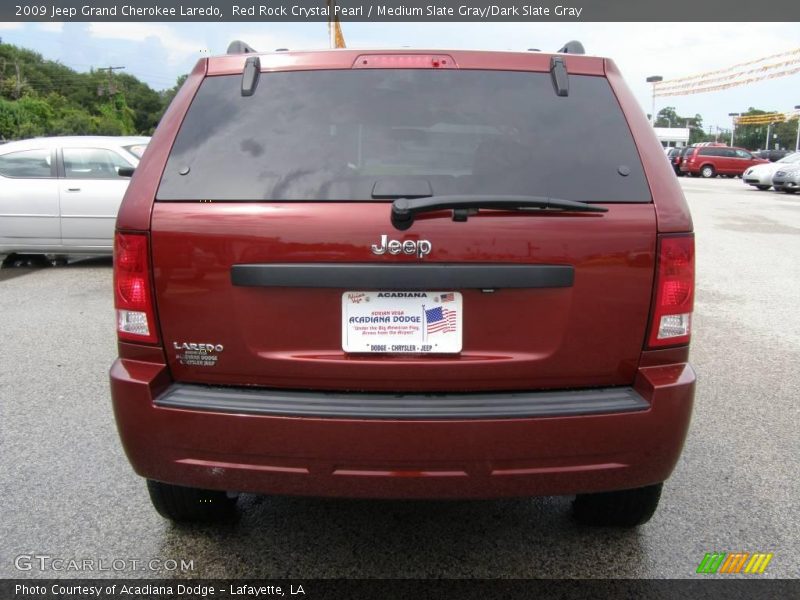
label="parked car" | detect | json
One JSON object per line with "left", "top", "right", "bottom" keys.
{"left": 666, "top": 147, "right": 682, "bottom": 175}
{"left": 771, "top": 167, "right": 800, "bottom": 193}
{"left": 0, "top": 136, "right": 149, "bottom": 259}
{"left": 680, "top": 145, "right": 768, "bottom": 178}
{"left": 756, "top": 149, "right": 791, "bottom": 162}
{"left": 110, "top": 44, "right": 695, "bottom": 527}
{"left": 743, "top": 152, "right": 800, "bottom": 190}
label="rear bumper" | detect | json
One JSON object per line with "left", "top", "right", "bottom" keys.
{"left": 110, "top": 360, "right": 695, "bottom": 499}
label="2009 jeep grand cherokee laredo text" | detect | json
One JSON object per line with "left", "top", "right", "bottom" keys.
{"left": 110, "top": 42, "right": 695, "bottom": 527}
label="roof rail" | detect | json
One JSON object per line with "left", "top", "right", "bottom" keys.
{"left": 227, "top": 40, "right": 258, "bottom": 55}
{"left": 556, "top": 40, "right": 585, "bottom": 55}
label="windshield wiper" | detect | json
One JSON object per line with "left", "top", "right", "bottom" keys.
{"left": 390, "top": 195, "right": 608, "bottom": 230}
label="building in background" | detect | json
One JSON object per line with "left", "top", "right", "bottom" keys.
{"left": 654, "top": 127, "right": 691, "bottom": 147}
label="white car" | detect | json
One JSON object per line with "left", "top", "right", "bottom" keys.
{"left": 743, "top": 151, "right": 800, "bottom": 190}
{"left": 0, "top": 136, "right": 149, "bottom": 259}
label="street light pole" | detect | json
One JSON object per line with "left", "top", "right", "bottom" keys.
{"left": 646, "top": 76, "right": 663, "bottom": 126}
{"left": 728, "top": 112, "right": 740, "bottom": 147}
{"left": 795, "top": 105, "right": 800, "bottom": 152}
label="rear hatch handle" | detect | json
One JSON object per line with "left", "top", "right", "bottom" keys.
{"left": 389, "top": 194, "right": 608, "bottom": 231}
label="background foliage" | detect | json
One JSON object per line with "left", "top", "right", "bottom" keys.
{"left": 0, "top": 41, "right": 184, "bottom": 140}
{"left": 655, "top": 106, "right": 799, "bottom": 150}
{"left": 1, "top": 40, "right": 797, "bottom": 152}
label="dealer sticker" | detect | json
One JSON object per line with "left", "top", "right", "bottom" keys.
{"left": 342, "top": 291, "right": 463, "bottom": 354}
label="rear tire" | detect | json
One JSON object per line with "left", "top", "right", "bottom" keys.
{"left": 572, "top": 483, "right": 662, "bottom": 527}
{"left": 146, "top": 480, "right": 237, "bottom": 522}
{"left": 784, "top": 189, "right": 797, "bottom": 194}
{"left": 700, "top": 165, "right": 716, "bottom": 178}
{"left": 755, "top": 185, "right": 771, "bottom": 191}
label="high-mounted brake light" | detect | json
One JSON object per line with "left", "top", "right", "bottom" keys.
{"left": 352, "top": 54, "right": 457, "bottom": 69}
{"left": 647, "top": 234, "right": 694, "bottom": 348}
{"left": 114, "top": 232, "right": 158, "bottom": 344}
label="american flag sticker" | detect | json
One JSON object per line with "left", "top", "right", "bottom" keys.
{"left": 425, "top": 306, "right": 457, "bottom": 335}
{"left": 439, "top": 293, "right": 455, "bottom": 303}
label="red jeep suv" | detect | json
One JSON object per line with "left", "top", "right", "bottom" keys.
{"left": 110, "top": 42, "right": 696, "bottom": 527}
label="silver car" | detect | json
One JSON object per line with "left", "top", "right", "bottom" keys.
{"left": 743, "top": 151, "right": 800, "bottom": 190}
{"left": 0, "top": 136, "right": 149, "bottom": 258}
{"left": 771, "top": 166, "right": 800, "bottom": 194}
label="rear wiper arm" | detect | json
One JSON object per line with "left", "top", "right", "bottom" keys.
{"left": 390, "top": 195, "right": 607, "bottom": 230}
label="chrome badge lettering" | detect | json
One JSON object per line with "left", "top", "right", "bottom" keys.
{"left": 173, "top": 341, "right": 224, "bottom": 368}
{"left": 371, "top": 234, "right": 432, "bottom": 258}
{"left": 173, "top": 342, "right": 224, "bottom": 352}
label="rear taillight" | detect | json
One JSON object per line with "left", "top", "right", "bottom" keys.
{"left": 114, "top": 232, "right": 157, "bottom": 344}
{"left": 647, "top": 234, "right": 694, "bottom": 348}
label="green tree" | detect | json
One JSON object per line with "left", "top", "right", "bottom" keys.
{"left": 158, "top": 74, "right": 188, "bottom": 120}
{"left": 732, "top": 108, "right": 798, "bottom": 151}
{"left": 0, "top": 41, "right": 174, "bottom": 139}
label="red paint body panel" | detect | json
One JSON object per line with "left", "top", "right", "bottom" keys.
{"left": 150, "top": 202, "right": 656, "bottom": 392}
{"left": 110, "top": 358, "right": 694, "bottom": 498}
{"left": 206, "top": 48, "right": 606, "bottom": 76}
{"left": 111, "top": 48, "right": 696, "bottom": 499}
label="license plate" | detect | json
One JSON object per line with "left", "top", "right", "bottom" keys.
{"left": 342, "top": 291, "right": 463, "bottom": 354}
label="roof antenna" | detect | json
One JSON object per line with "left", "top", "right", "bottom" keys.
{"left": 556, "top": 40, "right": 585, "bottom": 55}
{"left": 227, "top": 40, "right": 258, "bottom": 55}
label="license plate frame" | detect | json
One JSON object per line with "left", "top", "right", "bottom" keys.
{"left": 342, "top": 291, "right": 463, "bottom": 354}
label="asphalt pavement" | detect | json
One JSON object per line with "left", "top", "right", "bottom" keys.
{"left": 1, "top": 177, "right": 798, "bottom": 579}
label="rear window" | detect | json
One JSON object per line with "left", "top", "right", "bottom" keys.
{"left": 157, "top": 69, "right": 651, "bottom": 203}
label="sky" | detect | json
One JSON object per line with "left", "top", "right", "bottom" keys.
{"left": 0, "top": 21, "right": 798, "bottom": 133}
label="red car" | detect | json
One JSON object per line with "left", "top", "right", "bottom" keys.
{"left": 110, "top": 43, "right": 695, "bottom": 527}
{"left": 680, "top": 145, "right": 768, "bottom": 178}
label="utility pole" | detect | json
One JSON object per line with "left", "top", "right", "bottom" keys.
{"left": 95, "top": 66, "right": 125, "bottom": 96}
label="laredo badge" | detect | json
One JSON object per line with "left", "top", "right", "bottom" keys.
{"left": 173, "top": 341, "right": 224, "bottom": 367}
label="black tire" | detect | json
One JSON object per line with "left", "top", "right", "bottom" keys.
{"left": 2, "top": 253, "right": 50, "bottom": 268}
{"left": 699, "top": 165, "right": 716, "bottom": 178}
{"left": 755, "top": 185, "right": 771, "bottom": 191}
{"left": 785, "top": 189, "right": 798, "bottom": 194}
{"left": 572, "top": 483, "right": 662, "bottom": 527}
{"left": 146, "top": 480, "right": 237, "bottom": 522}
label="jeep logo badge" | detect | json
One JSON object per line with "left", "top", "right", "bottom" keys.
{"left": 371, "top": 234, "right": 432, "bottom": 259}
